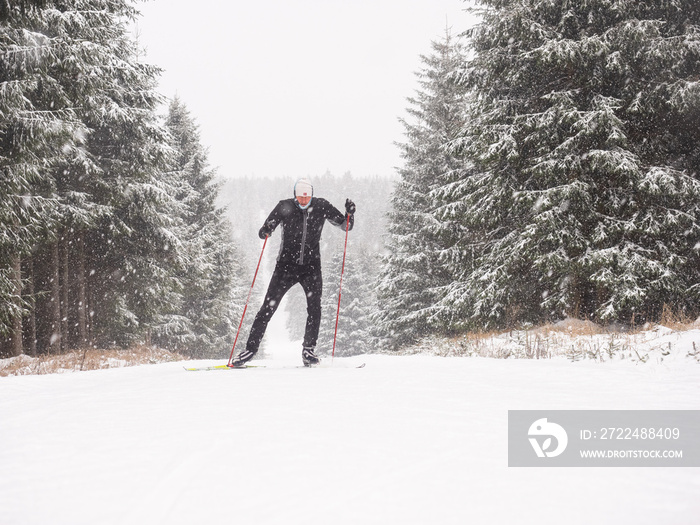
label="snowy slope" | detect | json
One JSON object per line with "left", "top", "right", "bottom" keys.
{"left": 1, "top": 352, "right": 699, "bottom": 525}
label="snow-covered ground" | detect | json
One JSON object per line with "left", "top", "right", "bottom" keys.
{"left": 2, "top": 335, "right": 700, "bottom": 525}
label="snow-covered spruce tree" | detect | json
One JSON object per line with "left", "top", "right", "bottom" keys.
{"left": 1, "top": 0, "right": 188, "bottom": 355}
{"left": 446, "top": 0, "right": 700, "bottom": 327}
{"left": 35, "top": 0, "right": 178, "bottom": 351}
{"left": 375, "top": 30, "right": 468, "bottom": 347}
{"left": 0, "top": 0, "right": 88, "bottom": 356}
{"left": 49, "top": 0, "right": 191, "bottom": 351}
{"left": 34, "top": 1, "right": 142, "bottom": 353}
{"left": 160, "top": 97, "right": 247, "bottom": 358}
{"left": 37, "top": 0, "right": 177, "bottom": 351}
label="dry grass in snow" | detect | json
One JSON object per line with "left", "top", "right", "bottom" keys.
{"left": 0, "top": 346, "right": 186, "bottom": 377}
{"left": 404, "top": 317, "right": 700, "bottom": 365}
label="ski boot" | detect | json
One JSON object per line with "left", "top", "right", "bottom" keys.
{"left": 230, "top": 348, "right": 256, "bottom": 368}
{"left": 302, "top": 346, "right": 320, "bottom": 367}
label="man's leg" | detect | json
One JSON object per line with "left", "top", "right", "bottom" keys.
{"left": 299, "top": 267, "right": 323, "bottom": 359}
{"left": 242, "top": 266, "right": 297, "bottom": 359}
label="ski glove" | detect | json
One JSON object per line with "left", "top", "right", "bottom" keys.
{"left": 345, "top": 198, "right": 356, "bottom": 215}
{"left": 259, "top": 222, "right": 274, "bottom": 239}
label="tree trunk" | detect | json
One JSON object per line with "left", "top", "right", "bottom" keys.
{"left": 61, "top": 237, "right": 69, "bottom": 349}
{"left": 25, "top": 257, "right": 37, "bottom": 357}
{"left": 77, "top": 233, "right": 88, "bottom": 347}
{"left": 50, "top": 242, "right": 62, "bottom": 354}
{"left": 9, "top": 253, "right": 23, "bottom": 357}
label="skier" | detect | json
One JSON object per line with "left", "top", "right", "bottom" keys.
{"left": 232, "top": 178, "right": 355, "bottom": 367}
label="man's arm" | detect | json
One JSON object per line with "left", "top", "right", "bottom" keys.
{"left": 258, "top": 201, "right": 285, "bottom": 238}
{"left": 325, "top": 198, "right": 355, "bottom": 232}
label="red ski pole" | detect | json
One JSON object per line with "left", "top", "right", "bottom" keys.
{"left": 227, "top": 236, "right": 268, "bottom": 367}
{"left": 332, "top": 214, "right": 351, "bottom": 359}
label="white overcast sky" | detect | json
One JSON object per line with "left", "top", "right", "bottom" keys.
{"left": 134, "top": 0, "right": 477, "bottom": 180}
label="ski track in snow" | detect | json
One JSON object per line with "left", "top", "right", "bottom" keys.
{"left": 1, "top": 353, "right": 699, "bottom": 525}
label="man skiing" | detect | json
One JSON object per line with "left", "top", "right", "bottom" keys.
{"left": 232, "top": 178, "right": 355, "bottom": 367}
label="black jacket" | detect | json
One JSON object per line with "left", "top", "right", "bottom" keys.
{"left": 259, "top": 198, "right": 354, "bottom": 267}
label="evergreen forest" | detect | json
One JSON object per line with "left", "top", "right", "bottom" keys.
{"left": 1, "top": 1, "right": 246, "bottom": 358}
{"left": 2, "top": 0, "right": 699, "bottom": 359}
{"left": 376, "top": 0, "right": 700, "bottom": 349}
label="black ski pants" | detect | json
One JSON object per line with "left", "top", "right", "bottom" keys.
{"left": 245, "top": 262, "right": 323, "bottom": 354}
